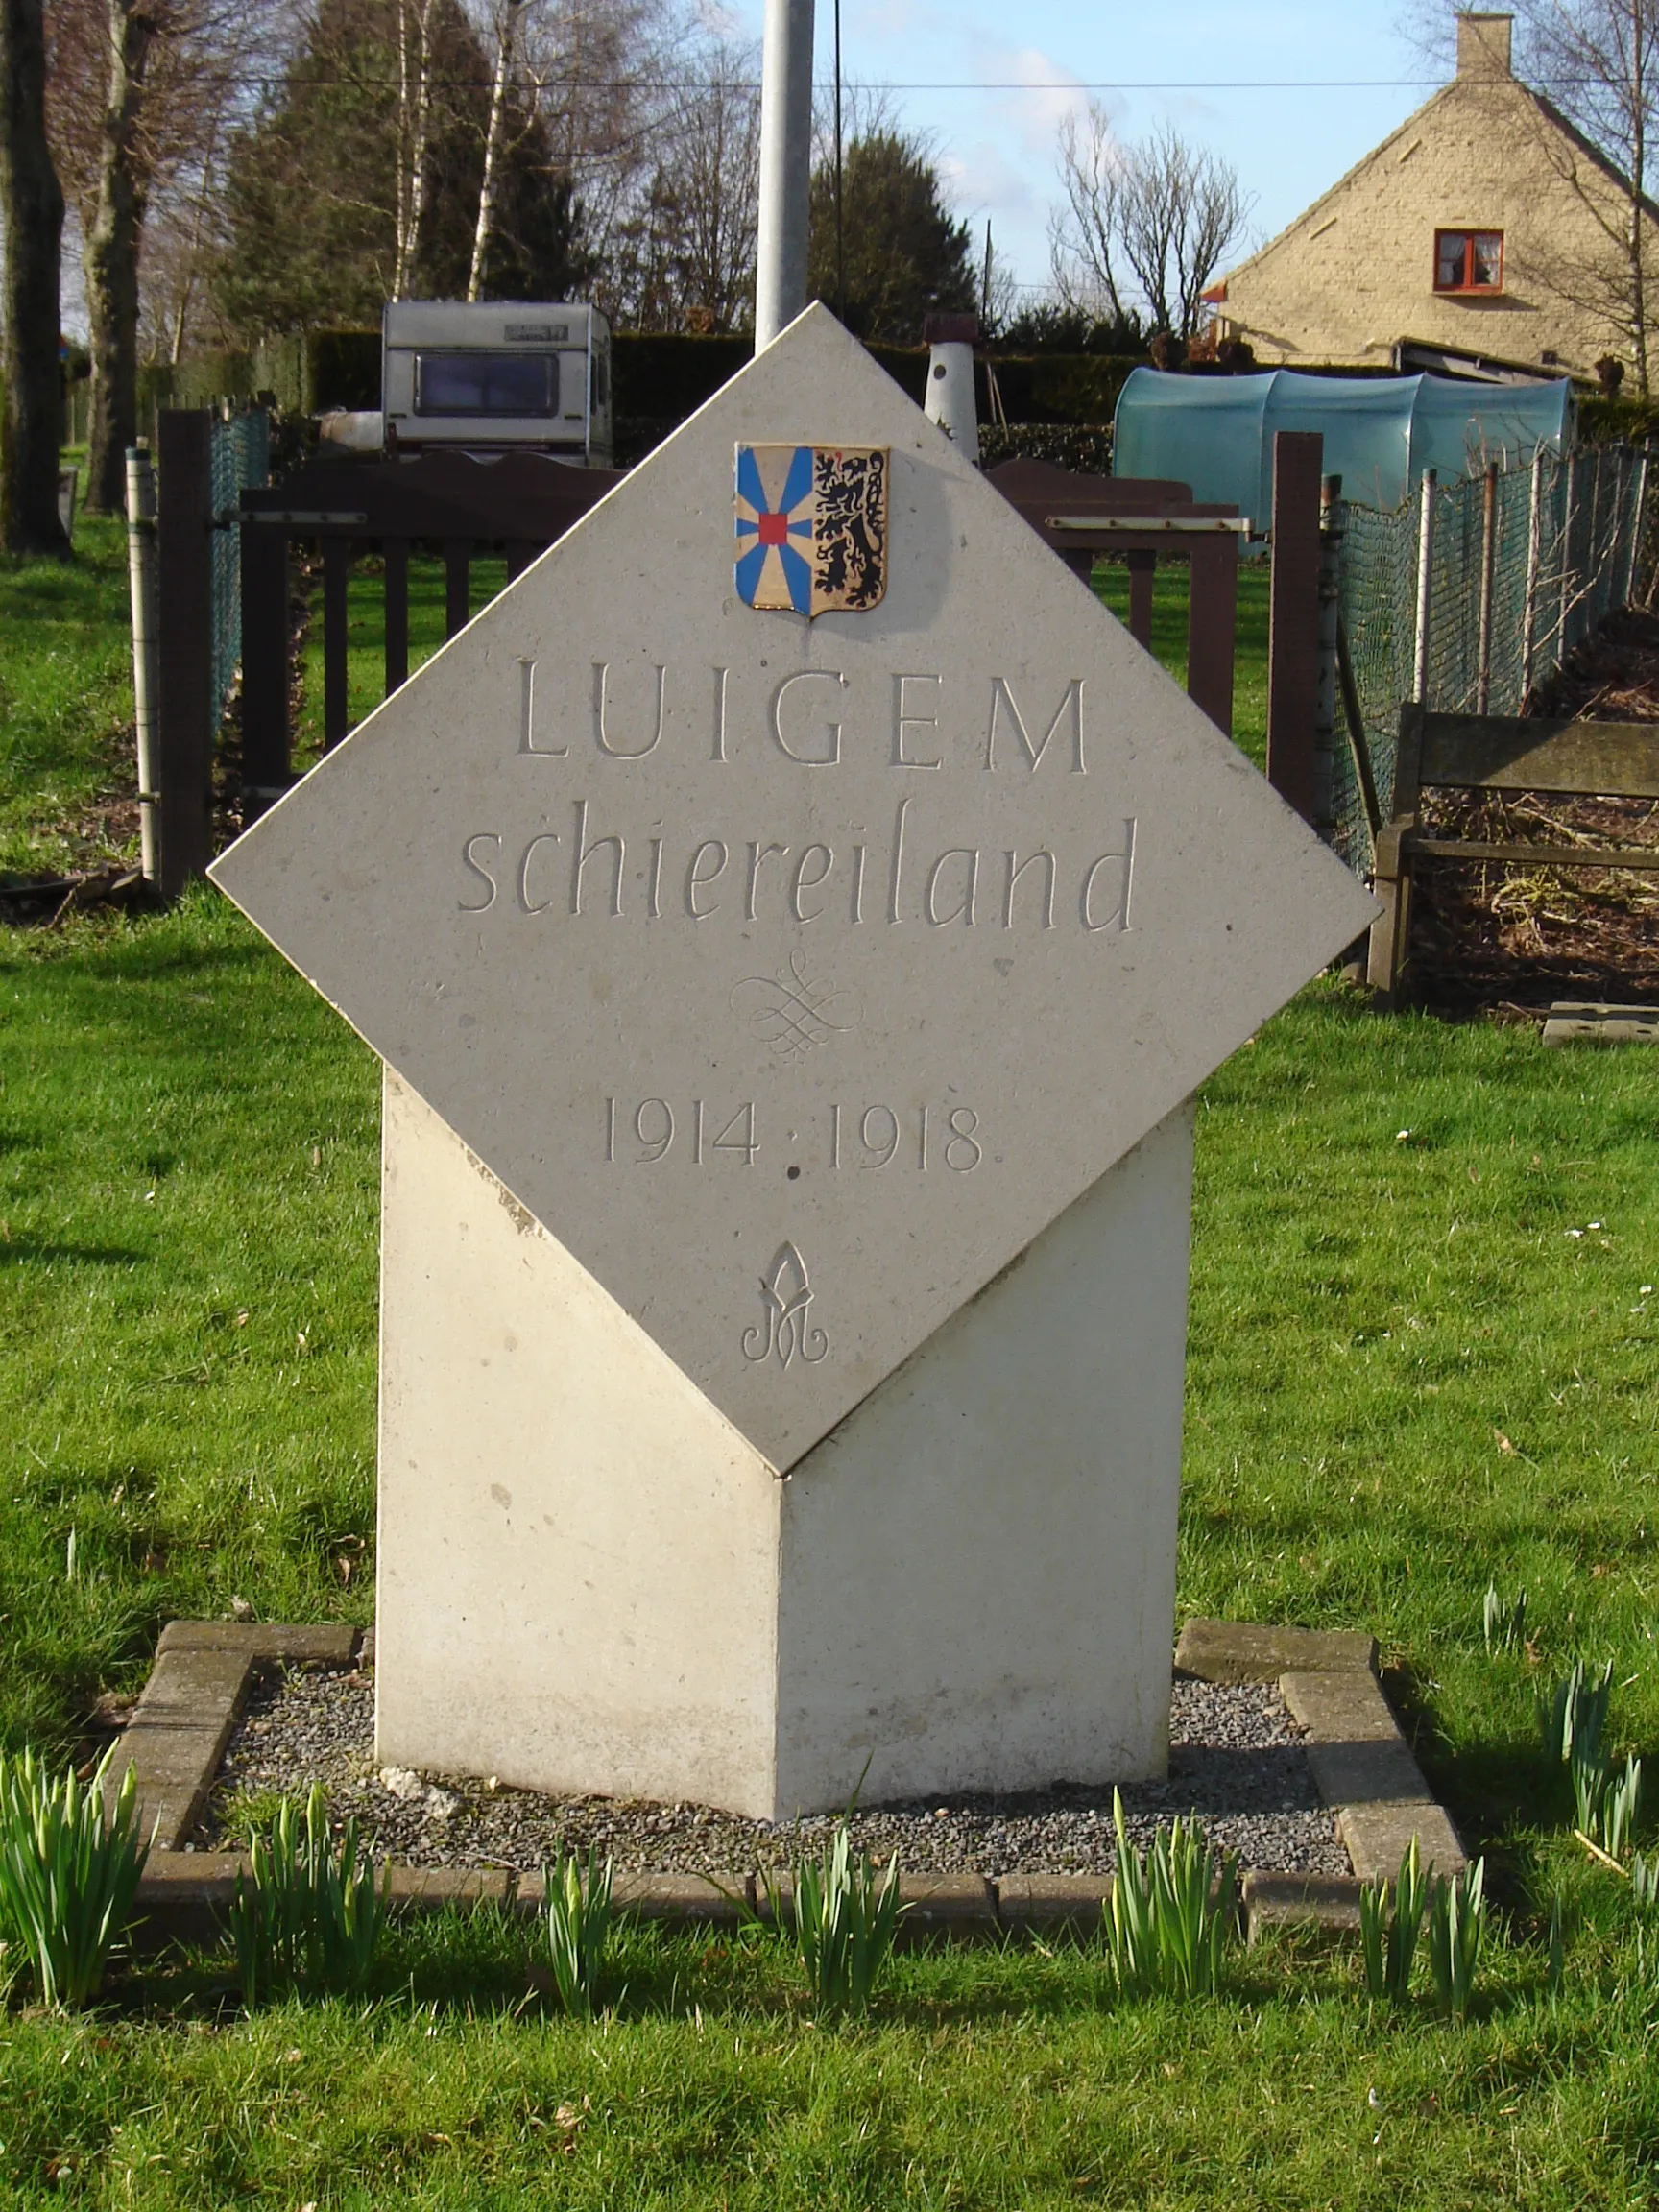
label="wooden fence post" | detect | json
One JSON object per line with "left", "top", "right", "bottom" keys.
{"left": 239, "top": 515, "right": 289, "bottom": 819}
{"left": 156, "top": 410, "right": 214, "bottom": 898}
{"left": 1187, "top": 532, "right": 1238, "bottom": 737}
{"left": 1266, "top": 429, "right": 1323, "bottom": 823}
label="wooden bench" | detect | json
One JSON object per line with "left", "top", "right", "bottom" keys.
{"left": 1368, "top": 704, "right": 1659, "bottom": 1001}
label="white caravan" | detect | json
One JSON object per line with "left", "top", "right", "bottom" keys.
{"left": 380, "top": 301, "right": 613, "bottom": 465}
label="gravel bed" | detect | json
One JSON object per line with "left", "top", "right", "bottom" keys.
{"left": 193, "top": 1664, "right": 1350, "bottom": 1878}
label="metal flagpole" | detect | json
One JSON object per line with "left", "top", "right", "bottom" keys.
{"left": 834, "top": 0, "right": 844, "bottom": 324}
{"left": 755, "top": 0, "right": 816, "bottom": 350}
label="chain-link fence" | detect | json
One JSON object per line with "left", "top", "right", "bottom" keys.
{"left": 1332, "top": 443, "right": 1651, "bottom": 873}
{"left": 208, "top": 408, "right": 270, "bottom": 733}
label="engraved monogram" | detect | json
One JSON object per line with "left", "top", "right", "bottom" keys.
{"left": 730, "top": 951, "right": 860, "bottom": 1058}
{"left": 742, "top": 1241, "right": 829, "bottom": 1369}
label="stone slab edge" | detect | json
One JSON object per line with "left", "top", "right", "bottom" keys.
{"left": 117, "top": 1619, "right": 1462, "bottom": 1945}
{"left": 108, "top": 1622, "right": 365, "bottom": 1853}
{"left": 1277, "top": 1666, "right": 1466, "bottom": 1886}
{"left": 1176, "top": 1618, "right": 1379, "bottom": 1685}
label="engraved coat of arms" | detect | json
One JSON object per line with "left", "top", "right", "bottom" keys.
{"left": 733, "top": 444, "right": 888, "bottom": 615}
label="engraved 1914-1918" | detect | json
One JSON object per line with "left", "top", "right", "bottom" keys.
{"left": 604, "top": 1098, "right": 983, "bottom": 1174}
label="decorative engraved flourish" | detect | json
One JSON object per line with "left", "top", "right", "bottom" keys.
{"left": 742, "top": 1241, "right": 829, "bottom": 1369}
{"left": 730, "top": 952, "right": 859, "bottom": 1059}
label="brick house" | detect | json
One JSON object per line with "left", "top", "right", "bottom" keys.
{"left": 1210, "top": 12, "right": 1655, "bottom": 380}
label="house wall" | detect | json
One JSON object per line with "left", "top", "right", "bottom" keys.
{"left": 1218, "top": 14, "right": 1647, "bottom": 377}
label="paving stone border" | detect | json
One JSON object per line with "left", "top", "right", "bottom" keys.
{"left": 111, "top": 1617, "right": 1467, "bottom": 1952}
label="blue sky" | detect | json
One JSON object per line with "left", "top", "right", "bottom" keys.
{"left": 724, "top": 0, "right": 1442, "bottom": 304}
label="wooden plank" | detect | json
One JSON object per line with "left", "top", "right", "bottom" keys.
{"left": 383, "top": 539, "right": 409, "bottom": 694}
{"left": 1368, "top": 705, "right": 1427, "bottom": 1003}
{"left": 445, "top": 541, "right": 470, "bottom": 638}
{"left": 1266, "top": 430, "right": 1322, "bottom": 823}
{"left": 1392, "top": 701, "right": 1427, "bottom": 819}
{"left": 240, "top": 448, "right": 618, "bottom": 542}
{"left": 1420, "top": 713, "right": 1659, "bottom": 798}
{"left": 1406, "top": 836, "right": 1659, "bottom": 871}
{"left": 1127, "top": 551, "right": 1155, "bottom": 648}
{"left": 1187, "top": 535, "right": 1238, "bottom": 738}
{"left": 323, "top": 538, "right": 350, "bottom": 749}
{"left": 238, "top": 517, "right": 289, "bottom": 816}
{"left": 156, "top": 411, "right": 215, "bottom": 898}
{"left": 1046, "top": 515, "right": 1248, "bottom": 533}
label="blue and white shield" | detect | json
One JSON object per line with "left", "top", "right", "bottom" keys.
{"left": 734, "top": 444, "right": 888, "bottom": 615}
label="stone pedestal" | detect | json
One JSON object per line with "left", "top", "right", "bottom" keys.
{"left": 376, "top": 1071, "right": 1191, "bottom": 1817}
{"left": 212, "top": 306, "right": 1376, "bottom": 1821}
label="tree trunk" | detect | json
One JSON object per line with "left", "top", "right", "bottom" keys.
{"left": 0, "top": 0, "right": 68, "bottom": 553}
{"left": 83, "top": 0, "right": 153, "bottom": 516}
{"left": 468, "top": 0, "right": 519, "bottom": 301}
{"left": 394, "top": 0, "right": 435, "bottom": 297}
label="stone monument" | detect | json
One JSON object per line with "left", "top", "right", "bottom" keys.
{"left": 210, "top": 306, "right": 1376, "bottom": 1820}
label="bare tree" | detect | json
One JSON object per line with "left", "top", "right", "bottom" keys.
{"left": 47, "top": 0, "right": 283, "bottom": 505}
{"left": 1, "top": 0, "right": 69, "bottom": 551}
{"left": 393, "top": 0, "right": 438, "bottom": 297}
{"left": 469, "top": 0, "right": 525, "bottom": 298}
{"left": 521, "top": 0, "right": 685, "bottom": 294}
{"left": 1048, "top": 103, "right": 1128, "bottom": 326}
{"left": 1050, "top": 106, "right": 1248, "bottom": 340}
{"left": 83, "top": 0, "right": 154, "bottom": 509}
{"left": 644, "top": 37, "right": 758, "bottom": 328}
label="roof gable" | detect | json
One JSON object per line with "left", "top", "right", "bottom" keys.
{"left": 1222, "top": 71, "right": 1657, "bottom": 291}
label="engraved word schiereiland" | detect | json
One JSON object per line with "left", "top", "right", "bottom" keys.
{"left": 734, "top": 445, "right": 888, "bottom": 615}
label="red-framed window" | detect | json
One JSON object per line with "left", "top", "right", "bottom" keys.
{"left": 1434, "top": 229, "right": 1503, "bottom": 294}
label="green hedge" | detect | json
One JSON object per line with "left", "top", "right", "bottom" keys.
{"left": 1578, "top": 392, "right": 1659, "bottom": 445}
{"left": 141, "top": 330, "right": 1146, "bottom": 439}
{"left": 139, "top": 331, "right": 381, "bottom": 418}
{"left": 978, "top": 422, "right": 1114, "bottom": 473}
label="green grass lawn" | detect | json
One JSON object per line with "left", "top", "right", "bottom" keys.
{"left": 6, "top": 1905, "right": 1658, "bottom": 2210}
{"left": 1, "top": 492, "right": 1657, "bottom": 2206}
{"left": 0, "top": 488, "right": 136, "bottom": 882}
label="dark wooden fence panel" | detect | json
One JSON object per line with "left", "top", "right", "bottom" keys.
{"left": 987, "top": 457, "right": 1242, "bottom": 734}
{"left": 237, "top": 450, "right": 622, "bottom": 814}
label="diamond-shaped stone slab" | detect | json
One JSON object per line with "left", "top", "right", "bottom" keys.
{"left": 210, "top": 305, "right": 1376, "bottom": 1471}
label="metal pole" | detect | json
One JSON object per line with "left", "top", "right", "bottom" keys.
{"left": 832, "top": 0, "right": 844, "bottom": 324}
{"left": 125, "top": 443, "right": 160, "bottom": 886}
{"left": 1412, "top": 468, "right": 1437, "bottom": 705}
{"left": 755, "top": 0, "right": 815, "bottom": 350}
{"left": 1520, "top": 444, "right": 1545, "bottom": 701}
{"left": 1476, "top": 460, "right": 1498, "bottom": 715}
{"left": 1558, "top": 451, "right": 1577, "bottom": 661}
{"left": 1313, "top": 472, "right": 1343, "bottom": 843}
{"left": 1584, "top": 449, "right": 1604, "bottom": 630}
{"left": 1627, "top": 449, "right": 1649, "bottom": 606}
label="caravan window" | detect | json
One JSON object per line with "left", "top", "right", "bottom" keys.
{"left": 414, "top": 351, "right": 558, "bottom": 416}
